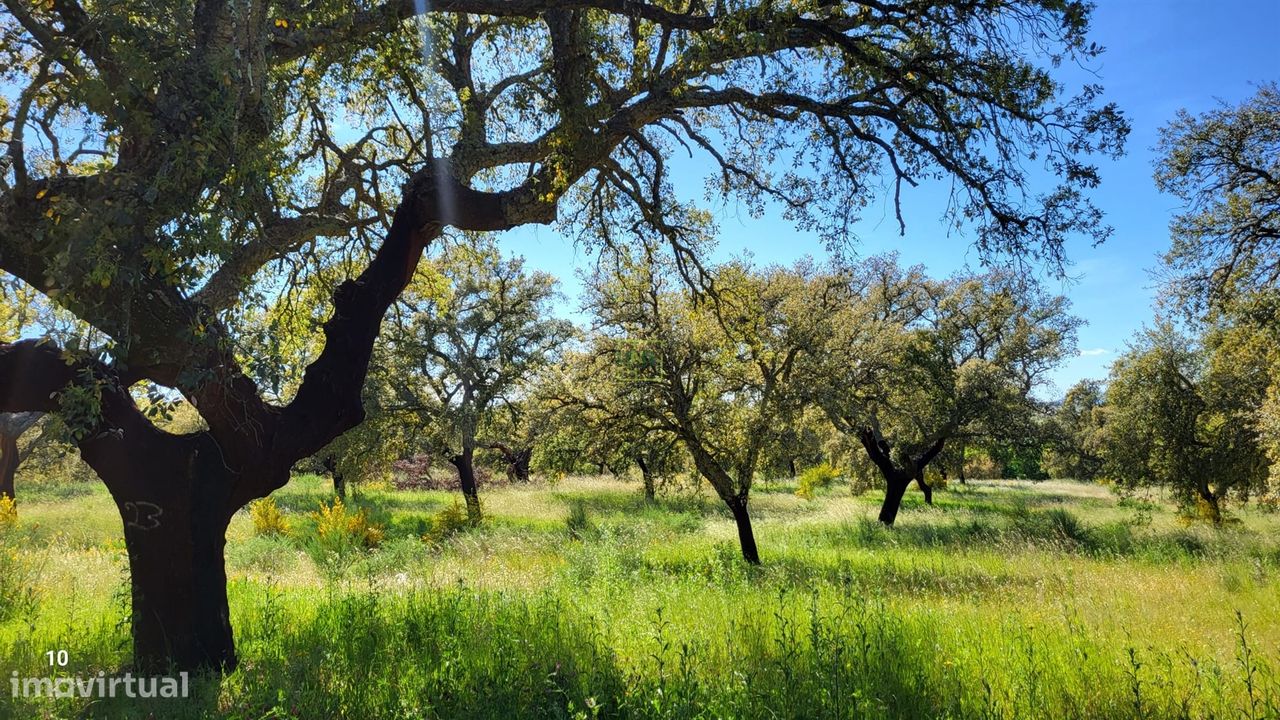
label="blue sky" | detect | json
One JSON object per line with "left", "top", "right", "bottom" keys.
{"left": 505, "top": 0, "right": 1280, "bottom": 396}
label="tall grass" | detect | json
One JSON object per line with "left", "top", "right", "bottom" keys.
{"left": 1, "top": 476, "right": 1278, "bottom": 718}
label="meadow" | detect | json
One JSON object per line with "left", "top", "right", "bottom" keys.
{"left": 2, "top": 474, "right": 1279, "bottom": 719}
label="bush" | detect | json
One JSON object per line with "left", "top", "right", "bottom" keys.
{"left": 566, "top": 499, "right": 594, "bottom": 540}
{"left": 249, "top": 496, "right": 290, "bottom": 536}
{"left": 796, "top": 463, "right": 840, "bottom": 500}
{"left": 0, "top": 495, "right": 16, "bottom": 527}
{"left": 309, "top": 498, "right": 384, "bottom": 553}
{"left": 423, "top": 501, "right": 473, "bottom": 545}
{"left": 0, "top": 546, "right": 38, "bottom": 623}
{"left": 1012, "top": 507, "right": 1090, "bottom": 547}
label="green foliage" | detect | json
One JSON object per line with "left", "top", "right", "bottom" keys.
{"left": 989, "top": 442, "right": 1049, "bottom": 480}
{"left": 1101, "top": 322, "right": 1270, "bottom": 520}
{"left": 796, "top": 463, "right": 840, "bottom": 500}
{"left": 1155, "top": 82, "right": 1280, "bottom": 317}
{"left": 1044, "top": 380, "right": 1107, "bottom": 480}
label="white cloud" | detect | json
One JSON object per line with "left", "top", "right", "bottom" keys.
{"left": 1077, "top": 348, "right": 1110, "bottom": 357}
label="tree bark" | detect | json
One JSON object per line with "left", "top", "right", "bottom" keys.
{"left": 878, "top": 473, "right": 912, "bottom": 526}
{"left": 637, "top": 457, "right": 656, "bottom": 502}
{"left": 857, "top": 428, "right": 946, "bottom": 526}
{"left": 0, "top": 431, "right": 17, "bottom": 500}
{"left": 726, "top": 495, "right": 760, "bottom": 564}
{"left": 488, "top": 443, "right": 531, "bottom": 483}
{"left": 322, "top": 456, "right": 346, "bottom": 500}
{"left": 789, "top": 457, "right": 798, "bottom": 478}
{"left": 915, "top": 470, "right": 933, "bottom": 505}
{"left": 450, "top": 447, "right": 482, "bottom": 524}
{"left": 97, "top": 433, "right": 240, "bottom": 673}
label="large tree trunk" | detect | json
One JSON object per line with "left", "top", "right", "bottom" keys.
{"left": 92, "top": 433, "right": 242, "bottom": 673}
{"left": 451, "top": 447, "right": 482, "bottom": 524}
{"left": 726, "top": 495, "right": 760, "bottom": 564}
{"left": 0, "top": 166, "right": 530, "bottom": 673}
{"left": 877, "top": 473, "right": 912, "bottom": 526}
{"left": 122, "top": 498, "right": 235, "bottom": 672}
{"left": 0, "top": 430, "right": 17, "bottom": 500}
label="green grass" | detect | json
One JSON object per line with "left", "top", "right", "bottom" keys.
{"left": 2, "top": 474, "right": 1280, "bottom": 718}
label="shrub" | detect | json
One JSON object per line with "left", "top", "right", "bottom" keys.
{"left": 0, "top": 547, "right": 38, "bottom": 623}
{"left": 249, "top": 496, "right": 290, "bottom": 536}
{"left": 566, "top": 499, "right": 594, "bottom": 540}
{"left": 1043, "top": 508, "right": 1088, "bottom": 544}
{"left": 423, "top": 501, "right": 473, "bottom": 545}
{"left": 0, "top": 495, "right": 16, "bottom": 527}
{"left": 796, "top": 463, "right": 840, "bottom": 500}
{"left": 1012, "top": 507, "right": 1090, "bottom": 547}
{"left": 310, "top": 498, "right": 384, "bottom": 553}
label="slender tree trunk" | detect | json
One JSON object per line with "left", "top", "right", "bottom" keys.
{"left": 512, "top": 448, "right": 531, "bottom": 483}
{"left": 789, "top": 457, "right": 798, "bottom": 478}
{"left": 0, "top": 431, "right": 17, "bottom": 500}
{"left": 878, "top": 472, "right": 912, "bottom": 526}
{"left": 451, "top": 447, "right": 482, "bottom": 524}
{"left": 322, "top": 456, "right": 346, "bottom": 500}
{"left": 726, "top": 495, "right": 760, "bottom": 564}
{"left": 957, "top": 441, "right": 967, "bottom": 484}
{"left": 637, "top": 457, "right": 656, "bottom": 502}
{"left": 915, "top": 470, "right": 933, "bottom": 505}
